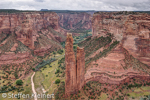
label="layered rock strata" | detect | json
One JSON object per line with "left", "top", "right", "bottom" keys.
{"left": 65, "top": 33, "right": 77, "bottom": 96}
{"left": 0, "top": 12, "right": 60, "bottom": 49}
{"left": 65, "top": 33, "right": 85, "bottom": 96}
{"left": 0, "top": 11, "right": 66, "bottom": 64}
{"left": 76, "top": 47, "right": 85, "bottom": 90}
{"left": 58, "top": 12, "right": 92, "bottom": 30}
{"left": 92, "top": 12, "right": 150, "bottom": 66}
{"left": 85, "top": 44, "right": 150, "bottom": 85}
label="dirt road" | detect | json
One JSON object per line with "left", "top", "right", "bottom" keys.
{"left": 31, "top": 72, "right": 37, "bottom": 100}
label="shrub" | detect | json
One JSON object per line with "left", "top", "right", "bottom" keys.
{"left": 16, "top": 80, "right": 23, "bottom": 85}
{"left": 132, "top": 97, "right": 135, "bottom": 99}
{"left": 73, "top": 45, "right": 77, "bottom": 50}
{"left": 56, "top": 74, "right": 59, "bottom": 77}
{"left": 14, "top": 72, "right": 18, "bottom": 79}
{"left": 53, "top": 51, "right": 56, "bottom": 55}
{"left": 91, "top": 96, "right": 94, "bottom": 99}
{"left": 55, "top": 79, "right": 60, "bottom": 84}
{"left": 57, "top": 49, "right": 64, "bottom": 54}
{"left": 56, "top": 69, "right": 60, "bottom": 74}
{"left": 78, "top": 94, "right": 80, "bottom": 97}
{"left": 32, "top": 68, "right": 35, "bottom": 71}
{"left": 76, "top": 37, "right": 80, "bottom": 39}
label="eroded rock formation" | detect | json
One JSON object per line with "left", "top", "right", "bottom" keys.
{"left": 65, "top": 33, "right": 77, "bottom": 96}
{"left": 0, "top": 12, "right": 60, "bottom": 49}
{"left": 58, "top": 12, "right": 92, "bottom": 30}
{"left": 0, "top": 11, "right": 66, "bottom": 64}
{"left": 85, "top": 44, "right": 150, "bottom": 84}
{"left": 83, "top": 11, "right": 150, "bottom": 85}
{"left": 65, "top": 33, "right": 85, "bottom": 96}
{"left": 92, "top": 12, "right": 150, "bottom": 66}
{"left": 76, "top": 47, "right": 85, "bottom": 90}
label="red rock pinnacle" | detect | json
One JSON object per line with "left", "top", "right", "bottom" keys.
{"left": 65, "top": 33, "right": 77, "bottom": 96}
{"left": 65, "top": 33, "right": 85, "bottom": 97}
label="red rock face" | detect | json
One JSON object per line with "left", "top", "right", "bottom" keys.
{"left": 85, "top": 44, "right": 150, "bottom": 85}
{"left": 0, "top": 12, "right": 60, "bottom": 49}
{"left": 65, "top": 33, "right": 77, "bottom": 96}
{"left": 92, "top": 12, "right": 150, "bottom": 66}
{"left": 58, "top": 12, "right": 92, "bottom": 30}
{"left": 83, "top": 12, "right": 150, "bottom": 85}
{"left": 76, "top": 47, "right": 85, "bottom": 90}
{"left": 0, "top": 51, "right": 32, "bottom": 65}
{"left": 0, "top": 12, "right": 66, "bottom": 64}
{"left": 65, "top": 34, "right": 85, "bottom": 96}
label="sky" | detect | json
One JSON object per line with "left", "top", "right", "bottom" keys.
{"left": 0, "top": 0, "right": 150, "bottom": 11}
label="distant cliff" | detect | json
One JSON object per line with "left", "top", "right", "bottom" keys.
{"left": 57, "top": 12, "right": 92, "bottom": 31}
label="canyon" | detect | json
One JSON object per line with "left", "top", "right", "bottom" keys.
{"left": 0, "top": 10, "right": 150, "bottom": 99}
{"left": 64, "top": 11, "right": 150, "bottom": 98}
{"left": 92, "top": 12, "right": 150, "bottom": 66}
{"left": 0, "top": 11, "right": 66, "bottom": 64}
{"left": 57, "top": 12, "right": 92, "bottom": 30}
{"left": 83, "top": 12, "right": 150, "bottom": 85}
{"left": 0, "top": 11, "right": 93, "bottom": 65}
{"left": 85, "top": 12, "right": 150, "bottom": 84}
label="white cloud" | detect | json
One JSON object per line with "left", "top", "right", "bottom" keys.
{"left": 0, "top": 0, "right": 150, "bottom": 11}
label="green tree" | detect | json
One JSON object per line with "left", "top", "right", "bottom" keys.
{"left": 55, "top": 69, "right": 60, "bottom": 74}
{"left": 53, "top": 51, "right": 56, "bottom": 57}
{"left": 16, "top": 80, "right": 23, "bottom": 85}
{"left": 55, "top": 79, "right": 60, "bottom": 84}
{"left": 53, "top": 51, "right": 56, "bottom": 55}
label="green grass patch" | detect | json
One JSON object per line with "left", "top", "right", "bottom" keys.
{"left": 33, "top": 50, "right": 65, "bottom": 95}
{"left": 99, "top": 93, "right": 107, "bottom": 100}
{"left": 134, "top": 88, "right": 142, "bottom": 92}
{"left": 141, "top": 86, "right": 150, "bottom": 91}
{"left": 129, "top": 92, "right": 150, "bottom": 98}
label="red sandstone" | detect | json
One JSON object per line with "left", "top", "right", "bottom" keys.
{"left": 65, "top": 33, "right": 85, "bottom": 96}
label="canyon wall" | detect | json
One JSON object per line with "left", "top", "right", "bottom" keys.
{"left": 65, "top": 33, "right": 85, "bottom": 96}
{"left": 92, "top": 12, "right": 150, "bottom": 67}
{"left": 81, "top": 11, "right": 150, "bottom": 85}
{"left": 84, "top": 44, "right": 150, "bottom": 85}
{"left": 58, "top": 12, "right": 92, "bottom": 30}
{"left": 0, "top": 11, "right": 66, "bottom": 64}
{"left": 0, "top": 12, "right": 59, "bottom": 48}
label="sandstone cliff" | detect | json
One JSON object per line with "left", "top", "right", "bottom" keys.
{"left": 92, "top": 11, "right": 150, "bottom": 67}
{"left": 85, "top": 44, "right": 150, "bottom": 85}
{"left": 76, "top": 46, "right": 85, "bottom": 90}
{"left": 65, "top": 34, "right": 85, "bottom": 96}
{"left": 78, "top": 11, "right": 150, "bottom": 85}
{"left": 58, "top": 12, "right": 92, "bottom": 30}
{"left": 0, "top": 11, "right": 66, "bottom": 64}
{"left": 65, "top": 33, "right": 77, "bottom": 96}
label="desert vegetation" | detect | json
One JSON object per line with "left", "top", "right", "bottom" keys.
{"left": 55, "top": 78, "right": 150, "bottom": 100}
{"left": 33, "top": 49, "right": 65, "bottom": 96}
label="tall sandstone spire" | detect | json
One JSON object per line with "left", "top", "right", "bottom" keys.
{"left": 76, "top": 47, "right": 85, "bottom": 90}
{"left": 65, "top": 33, "right": 85, "bottom": 97}
{"left": 65, "top": 33, "right": 77, "bottom": 96}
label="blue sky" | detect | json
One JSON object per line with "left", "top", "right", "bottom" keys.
{"left": 0, "top": 0, "right": 150, "bottom": 11}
